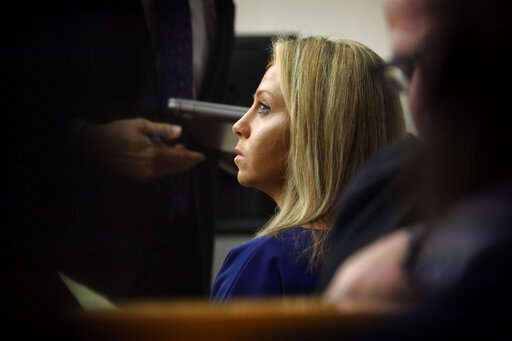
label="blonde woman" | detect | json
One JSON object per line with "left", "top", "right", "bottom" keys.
{"left": 211, "top": 36, "right": 405, "bottom": 300}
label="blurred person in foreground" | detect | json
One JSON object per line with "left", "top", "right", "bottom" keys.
{"left": 323, "top": 0, "right": 512, "bottom": 338}
{"left": 315, "top": 0, "right": 444, "bottom": 293}
{"left": 211, "top": 35, "right": 406, "bottom": 300}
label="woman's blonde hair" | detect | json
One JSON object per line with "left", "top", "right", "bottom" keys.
{"left": 257, "top": 35, "right": 405, "bottom": 266}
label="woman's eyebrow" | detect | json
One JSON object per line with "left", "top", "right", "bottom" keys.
{"left": 254, "top": 89, "right": 272, "bottom": 98}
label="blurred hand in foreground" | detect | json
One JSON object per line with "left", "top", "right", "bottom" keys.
{"left": 81, "top": 118, "right": 205, "bottom": 182}
{"left": 324, "top": 228, "right": 414, "bottom": 303}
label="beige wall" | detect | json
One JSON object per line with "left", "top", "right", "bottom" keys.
{"left": 234, "top": 0, "right": 391, "bottom": 58}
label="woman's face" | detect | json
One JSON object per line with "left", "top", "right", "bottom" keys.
{"left": 232, "top": 64, "right": 290, "bottom": 205}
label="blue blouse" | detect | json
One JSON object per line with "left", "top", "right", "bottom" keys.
{"left": 210, "top": 227, "right": 320, "bottom": 301}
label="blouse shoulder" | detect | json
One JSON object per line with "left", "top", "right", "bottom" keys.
{"left": 210, "top": 228, "right": 318, "bottom": 301}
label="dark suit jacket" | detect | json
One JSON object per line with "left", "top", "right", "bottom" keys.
{"left": 316, "top": 134, "right": 425, "bottom": 291}
{"left": 4, "top": 0, "right": 234, "bottom": 317}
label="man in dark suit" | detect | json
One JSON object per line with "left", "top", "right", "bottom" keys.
{"left": 322, "top": 0, "right": 512, "bottom": 338}
{"left": 4, "top": 0, "right": 235, "bottom": 321}
{"left": 314, "top": 0, "right": 439, "bottom": 291}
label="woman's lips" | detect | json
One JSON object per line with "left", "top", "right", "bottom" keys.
{"left": 234, "top": 147, "right": 244, "bottom": 161}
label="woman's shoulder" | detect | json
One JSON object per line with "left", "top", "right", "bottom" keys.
{"left": 219, "top": 228, "right": 311, "bottom": 275}
{"left": 210, "top": 227, "right": 315, "bottom": 300}
{"left": 230, "top": 227, "right": 312, "bottom": 258}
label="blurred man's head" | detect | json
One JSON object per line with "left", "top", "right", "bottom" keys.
{"left": 386, "top": 0, "right": 511, "bottom": 205}
{"left": 383, "top": 0, "right": 446, "bottom": 139}
{"left": 429, "top": 0, "right": 511, "bottom": 195}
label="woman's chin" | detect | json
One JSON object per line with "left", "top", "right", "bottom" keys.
{"left": 236, "top": 174, "right": 249, "bottom": 187}
{"left": 237, "top": 173, "right": 256, "bottom": 189}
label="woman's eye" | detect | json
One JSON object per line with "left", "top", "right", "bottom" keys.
{"left": 257, "top": 102, "right": 270, "bottom": 115}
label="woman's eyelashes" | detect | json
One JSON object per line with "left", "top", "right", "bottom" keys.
{"left": 257, "top": 102, "right": 270, "bottom": 115}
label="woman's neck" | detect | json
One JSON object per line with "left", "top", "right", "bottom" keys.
{"left": 267, "top": 187, "right": 285, "bottom": 210}
{"left": 270, "top": 189, "right": 331, "bottom": 230}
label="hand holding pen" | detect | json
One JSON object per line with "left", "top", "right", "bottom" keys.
{"left": 80, "top": 118, "right": 205, "bottom": 182}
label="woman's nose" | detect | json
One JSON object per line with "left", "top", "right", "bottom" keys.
{"left": 232, "top": 110, "right": 251, "bottom": 137}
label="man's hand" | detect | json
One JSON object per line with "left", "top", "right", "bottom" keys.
{"left": 324, "top": 229, "right": 414, "bottom": 303}
{"left": 81, "top": 118, "right": 205, "bottom": 182}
